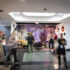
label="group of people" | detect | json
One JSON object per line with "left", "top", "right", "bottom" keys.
{"left": 49, "top": 33, "right": 67, "bottom": 69}
{"left": 0, "top": 30, "right": 68, "bottom": 69}
{"left": 0, "top": 30, "right": 19, "bottom": 65}
{"left": 26, "top": 32, "right": 68, "bottom": 69}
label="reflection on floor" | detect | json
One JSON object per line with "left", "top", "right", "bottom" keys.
{"left": 23, "top": 51, "right": 57, "bottom": 62}
{"left": 0, "top": 48, "right": 70, "bottom": 70}
{"left": 20, "top": 49, "right": 70, "bottom": 70}
{"left": 21, "top": 51, "right": 58, "bottom": 70}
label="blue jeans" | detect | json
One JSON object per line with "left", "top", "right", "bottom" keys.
{"left": 3, "top": 46, "right": 9, "bottom": 56}
{"left": 28, "top": 44, "right": 34, "bottom": 52}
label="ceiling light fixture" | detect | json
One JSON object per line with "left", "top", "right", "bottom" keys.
{"left": 8, "top": 12, "right": 70, "bottom": 22}
{"left": 50, "top": 13, "right": 70, "bottom": 21}
{"left": 23, "top": 12, "right": 55, "bottom": 17}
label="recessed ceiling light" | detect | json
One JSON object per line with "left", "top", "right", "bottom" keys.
{"left": 23, "top": 12, "right": 55, "bottom": 17}
{"left": 8, "top": 12, "right": 70, "bottom": 22}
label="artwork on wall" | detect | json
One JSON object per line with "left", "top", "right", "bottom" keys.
{"left": 17, "top": 24, "right": 55, "bottom": 43}
{"left": 61, "top": 26, "right": 64, "bottom": 32}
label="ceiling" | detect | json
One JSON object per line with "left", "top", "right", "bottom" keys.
{"left": 0, "top": 0, "right": 70, "bottom": 23}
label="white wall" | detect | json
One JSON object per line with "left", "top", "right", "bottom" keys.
{"left": 55, "top": 22, "right": 70, "bottom": 49}
{"left": 64, "top": 23, "right": 70, "bottom": 49}
{"left": 58, "top": 22, "right": 70, "bottom": 49}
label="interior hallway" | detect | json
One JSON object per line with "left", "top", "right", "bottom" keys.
{"left": 0, "top": 48, "right": 70, "bottom": 70}
{"left": 17, "top": 48, "right": 70, "bottom": 70}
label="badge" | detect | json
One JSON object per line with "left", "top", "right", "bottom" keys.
{"left": 60, "top": 45, "right": 63, "bottom": 49}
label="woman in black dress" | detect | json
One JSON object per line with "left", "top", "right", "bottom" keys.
{"left": 57, "top": 33, "right": 67, "bottom": 69}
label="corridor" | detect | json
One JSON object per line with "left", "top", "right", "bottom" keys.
{"left": 0, "top": 48, "right": 70, "bottom": 70}
{"left": 17, "top": 48, "right": 70, "bottom": 70}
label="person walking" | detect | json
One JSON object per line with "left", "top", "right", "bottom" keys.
{"left": 0, "top": 31, "right": 5, "bottom": 61}
{"left": 27, "top": 32, "right": 34, "bottom": 53}
{"left": 49, "top": 33, "right": 54, "bottom": 51}
{"left": 2, "top": 34, "right": 7, "bottom": 56}
{"left": 7, "top": 30, "right": 18, "bottom": 64}
{"left": 57, "top": 33, "right": 67, "bottom": 69}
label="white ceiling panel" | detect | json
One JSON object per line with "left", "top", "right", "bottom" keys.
{"left": 0, "top": 0, "right": 70, "bottom": 22}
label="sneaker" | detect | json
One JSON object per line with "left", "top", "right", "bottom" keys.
{"left": 65, "top": 65, "right": 68, "bottom": 70}
{"left": 51, "top": 49, "right": 53, "bottom": 53}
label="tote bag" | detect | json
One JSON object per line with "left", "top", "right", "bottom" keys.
{"left": 54, "top": 40, "right": 59, "bottom": 49}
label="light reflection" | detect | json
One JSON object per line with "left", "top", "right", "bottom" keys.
{"left": 53, "top": 64, "right": 58, "bottom": 69}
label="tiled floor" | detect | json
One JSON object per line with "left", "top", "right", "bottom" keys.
{"left": 20, "top": 49, "right": 69, "bottom": 70}
{"left": 0, "top": 48, "right": 70, "bottom": 70}
{"left": 21, "top": 51, "right": 58, "bottom": 70}
{"left": 22, "top": 51, "right": 57, "bottom": 62}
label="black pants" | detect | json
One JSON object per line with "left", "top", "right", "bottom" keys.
{"left": 3, "top": 46, "right": 6, "bottom": 56}
{"left": 49, "top": 43, "right": 54, "bottom": 49}
{"left": 7, "top": 48, "right": 18, "bottom": 63}
{"left": 58, "top": 55, "right": 67, "bottom": 68}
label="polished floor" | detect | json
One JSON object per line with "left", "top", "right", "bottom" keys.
{"left": 21, "top": 51, "right": 58, "bottom": 70}
{"left": 19, "top": 48, "right": 70, "bottom": 70}
{"left": 0, "top": 48, "right": 70, "bottom": 70}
